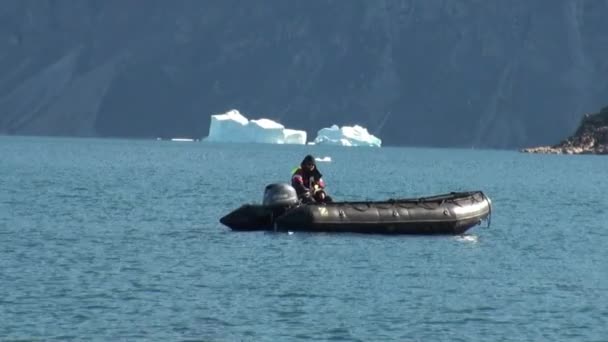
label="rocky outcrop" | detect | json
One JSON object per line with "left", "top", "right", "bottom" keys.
{"left": 522, "top": 107, "right": 608, "bottom": 155}
{"left": 1, "top": 1, "right": 608, "bottom": 148}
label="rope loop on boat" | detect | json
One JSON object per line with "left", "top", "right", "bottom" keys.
{"left": 481, "top": 191, "right": 492, "bottom": 228}
{"left": 352, "top": 202, "right": 372, "bottom": 211}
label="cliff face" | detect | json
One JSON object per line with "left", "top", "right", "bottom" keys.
{"left": 522, "top": 106, "right": 608, "bottom": 154}
{"left": 1, "top": 0, "right": 607, "bottom": 148}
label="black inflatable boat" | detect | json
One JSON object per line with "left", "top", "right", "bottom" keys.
{"left": 220, "top": 184, "right": 492, "bottom": 235}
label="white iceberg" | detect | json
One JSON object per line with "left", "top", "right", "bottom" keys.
{"left": 204, "top": 110, "right": 249, "bottom": 143}
{"left": 313, "top": 124, "right": 382, "bottom": 147}
{"left": 203, "top": 109, "right": 307, "bottom": 144}
{"left": 283, "top": 129, "right": 307, "bottom": 145}
{"left": 248, "top": 118, "right": 285, "bottom": 144}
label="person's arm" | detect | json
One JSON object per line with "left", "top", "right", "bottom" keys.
{"left": 313, "top": 170, "right": 326, "bottom": 190}
{"left": 291, "top": 174, "right": 309, "bottom": 194}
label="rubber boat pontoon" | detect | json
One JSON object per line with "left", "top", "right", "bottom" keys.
{"left": 220, "top": 184, "right": 492, "bottom": 235}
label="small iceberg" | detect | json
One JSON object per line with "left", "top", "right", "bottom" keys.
{"left": 171, "top": 138, "right": 195, "bottom": 142}
{"left": 315, "top": 156, "right": 332, "bottom": 162}
{"left": 203, "top": 109, "right": 307, "bottom": 144}
{"left": 313, "top": 124, "right": 381, "bottom": 147}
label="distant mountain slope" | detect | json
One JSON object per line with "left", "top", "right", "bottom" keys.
{"left": 1, "top": 0, "right": 607, "bottom": 148}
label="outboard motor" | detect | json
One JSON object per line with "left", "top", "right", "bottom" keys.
{"left": 263, "top": 183, "right": 298, "bottom": 207}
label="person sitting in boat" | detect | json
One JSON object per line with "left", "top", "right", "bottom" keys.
{"left": 291, "top": 155, "right": 333, "bottom": 204}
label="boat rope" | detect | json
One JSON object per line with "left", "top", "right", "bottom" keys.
{"left": 352, "top": 203, "right": 372, "bottom": 211}
{"left": 481, "top": 192, "right": 492, "bottom": 228}
{"left": 452, "top": 200, "right": 464, "bottom": 208}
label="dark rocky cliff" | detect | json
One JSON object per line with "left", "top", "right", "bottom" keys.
{"left": 522, "top": 106, "right": 608, "bottom": 154}
{"left": 1, "top": 0, "right": 607, "bottom": 148}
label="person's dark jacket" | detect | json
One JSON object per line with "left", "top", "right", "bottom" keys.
{"left": 291, "top": 167, "right": 325, "bottom": 197}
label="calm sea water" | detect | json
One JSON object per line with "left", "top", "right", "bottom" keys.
{"left": 1, "top": 136, "right": 606, "bottom": 341}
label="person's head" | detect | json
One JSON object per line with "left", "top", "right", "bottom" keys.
{"left": 301, "top": 154, "right": 316, "bottom": 171}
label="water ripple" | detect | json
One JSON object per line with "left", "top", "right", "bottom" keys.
{"left": 0, "top": 138, "right": 606, "bottom": 341}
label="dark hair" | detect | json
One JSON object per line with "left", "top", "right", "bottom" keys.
{"left": 301, "top": 154, "right": 315, "bottom": 166}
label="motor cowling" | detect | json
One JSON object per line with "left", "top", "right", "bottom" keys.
{"left": 263, "top": 183, "right": 298, "bottom": 206}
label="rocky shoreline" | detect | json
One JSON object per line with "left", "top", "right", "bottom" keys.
{"left": 521, "top": 107, "right": 608, "bottom": 155}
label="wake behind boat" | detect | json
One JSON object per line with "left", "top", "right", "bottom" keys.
{"left": 220, "top": 184, "right": 492, "bottom": 235}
